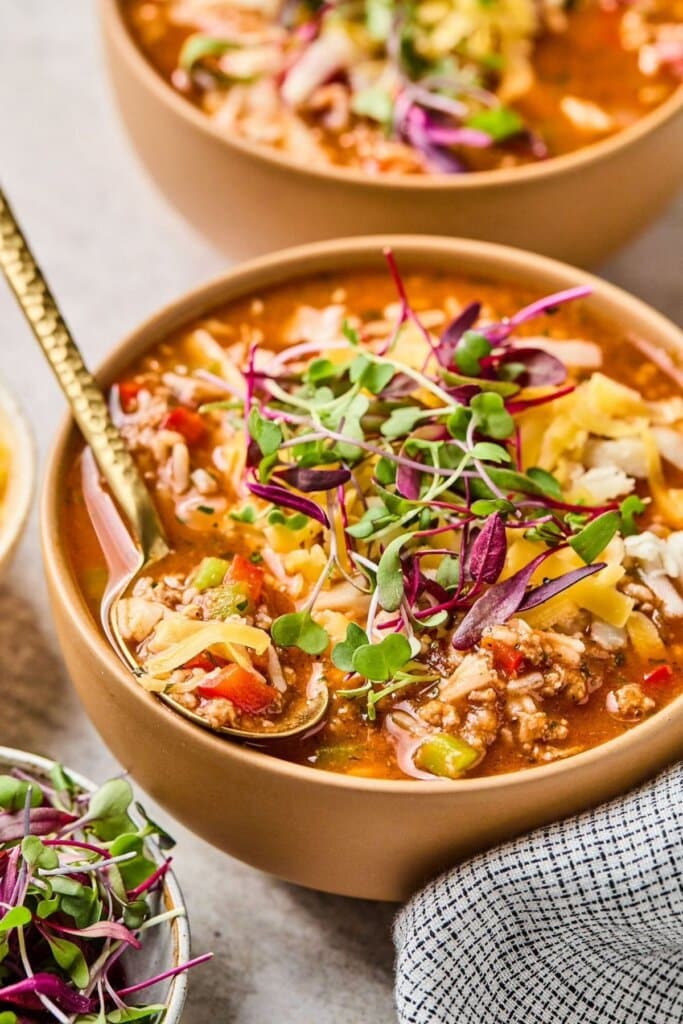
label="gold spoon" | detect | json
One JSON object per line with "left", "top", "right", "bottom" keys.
{"left": 0, "top": 188, "right": 328, "bottom": 741}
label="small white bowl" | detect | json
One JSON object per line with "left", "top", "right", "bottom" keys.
{"left": 0, "top": 745, "right": 192, "bottom": 1024}
{"left": 0, "top": 379, "right": 34, "bottom": 577}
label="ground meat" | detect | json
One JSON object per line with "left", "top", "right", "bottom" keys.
{"left": 506, "top": 694, "right": 569, "bottom": 752}
{"left": 486, "top": 619, "right": 601, "bottom": 704}
{"left": 608, "top": 683, "right": 656, "bottom": 721}
{"left": 460, "top": 688, "right": 501, "bottom": 752}
{"left": 417, "top": 699, "right": 460, "bottom": 730}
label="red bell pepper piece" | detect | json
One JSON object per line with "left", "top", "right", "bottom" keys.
{"left": 198, "top": 665, "right": 274, "bottom": 713}
{"left": 118, "top": 379, "right": 144, "bottom": 413}
{"left": 643, "top": 664, "right": 673, "bottom": 686}
{"left": 489, "top": 640, "right": 524, "bottom": 677}
{"left": 161, "top": 407, "right": 206, "bottom": 446}
{"left": 183, "top": 652, "right": 228, "bottom": 673}
{"left": 228, "top": 554, "right": 264, "bottom": 602}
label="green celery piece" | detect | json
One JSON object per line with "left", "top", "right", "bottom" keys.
{"left": 414, "top": 734, "right": 479, "bottom": 779}
{"left": 205, "top": 582, "right": 250, "bottom": 619}
{"left": 193, "top": 557, "right": 230, "bottom": 591}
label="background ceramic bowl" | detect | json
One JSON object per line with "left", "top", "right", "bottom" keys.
{"left": 0, "top": 745, "right": 191, "bottom": 1022}
{"left": 100, "top": 0, "right": 683, "bottom": 266}
{"left": 0, "top": 379, "right": 34, "bottom": 579}
{"left": 42, "top": 236, "right": 683, "bottom": 902}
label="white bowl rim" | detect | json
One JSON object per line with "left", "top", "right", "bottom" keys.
{"left": 0, "top": 744, "right": 191, "bottom": 1024}
{"left": 102, "top": 0, "right": 683, "bottom": 192}
{"left": 41, "top": 233, "right": 683, "bottom": 798}
{"left": 0, "top": 379, "right": 35, "bottom": 571}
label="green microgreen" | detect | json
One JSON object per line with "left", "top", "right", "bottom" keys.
{"left": 230, "top": 505, "right": 257, "bottom": 523}
{"left": 619, "top": 495, "right": 647, "bottom": 536}
{"left": 569, "top": 510, "right": 620, "bottom": 564}
{"left": 470, "top": 392, "right": 515, "bottom": 439}
{"left": 454, "top": 331, "right": 492, "bottom": 376}
{"left": 271, "top": 612, "right": 330, "bottom": 655}
{"left": 351, "top": 634, "right": 412, "bottom": 682}
{"left": 248, "top": 407, "right": 283, "bottom": 456}
{"left": 331, "top": 623, "right": 369, "bottom": 671}
{"left": 465, "top": 106, "right": 524, "bottom": 141}
{"left": 377, "top": 534, "right": 412, "bottom": 611}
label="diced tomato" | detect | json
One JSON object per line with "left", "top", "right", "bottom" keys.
{"left": 228, "top": 553, "right": 264, "bottom": 602}
{"left": 183, "top": 651, "right": 228, "bottom": 673}
{"left": 162, "top": 407, "right": 206, "bottom": 446}
{"left": 198, "top": 665, "right": 274, "bottom": 713}
{"left": 643, "top": 664, "right": 673, "bottom": 686}
{"left": 489, "top": 640, "right": 524, "bottom": 677}
{"left": 118, "top": 379, "right": 144, "bottom": 413}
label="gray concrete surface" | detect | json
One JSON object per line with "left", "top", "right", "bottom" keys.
{"left": 0, "top": 2, "right": 680, "bottom": 1021}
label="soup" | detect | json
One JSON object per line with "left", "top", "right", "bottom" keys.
{"left": 64, "top": 259, "right": 683, "bottom": 781}
{"left": 122, "top": 0, "right": 682, "bottom": 175}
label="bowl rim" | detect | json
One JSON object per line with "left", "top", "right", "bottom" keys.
{"left": 0, "top": 744, "right": 191, "bottom": 1024}
{"left": 0, "top": 378, "right": 35, "bottom": 571}
{"left": 102, "top": 0, "right": 683, "bottom": 193}
{"left": 41, "top": 233, "right": 683, "bottom": 797}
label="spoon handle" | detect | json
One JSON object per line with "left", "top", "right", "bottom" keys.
{"left": 0, "top": 188, "right": 168, "bottom": 563}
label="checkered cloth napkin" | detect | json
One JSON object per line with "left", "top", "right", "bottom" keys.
{"left": 394, "top": 762, "right": 683, "bottom": 1024}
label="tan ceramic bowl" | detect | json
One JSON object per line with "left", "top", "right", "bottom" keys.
{"left": 42, "top": 236, "right": 683, "bottom": 902}
{"left": 100, "top": 0, "right": 683, "bottom": 266}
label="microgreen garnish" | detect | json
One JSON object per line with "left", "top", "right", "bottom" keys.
{"left": 0, "top": 768, "right": 211, "bottom": 1023}
{"left": 569, "top": 511, "right": 620, "bottom": 564}
{"left": 272, "top": 611, "right": 329, "bottom": 655}
{"left": 223, "top": 251, "right": 638, "bottom": 723}
{"left": 619, "top": 495, "right": 647, "bottom": 536}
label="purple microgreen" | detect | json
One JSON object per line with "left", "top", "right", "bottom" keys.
{"left": 247, "top": 480, "right": 330, "bottom": 527}
{"left": 116, "top": 953, "right": 214, "bottom": 999}
{"left": 436, "top": 299, "right": 481, "bottom": 367}
{"left": 381, "top": 248, "right": 436, "bottom": 355}
{"left": 0, "top": 974, "right": 93, "bottom": 1014}
{"left": 0, "top": 808, "right": 76, "bottom": 843}
{"left": 519, "top": 563, "right": 606, "bottom": 612}
{"left": 498, "top": 347, "right": 568, "bottom": 387}
{"left": 485, "top": 285, "right": 592, "bottom": 343}
{"left": 396, "top": 457, "right": 422, "bottom": 500}
{"left": 469, "top": 513, "right": 507, "bottom": 584}
{"left": 452, "top": 550, "right": 552, "bottom": 648}
{"left": 506, "top": 383, "right": 576, "bottom": 414}
{"left": 275, "top": 467, "right": 351, "bottom": 492}
{"left": 48, "top": 919, "right": 142, "bottom": 948}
